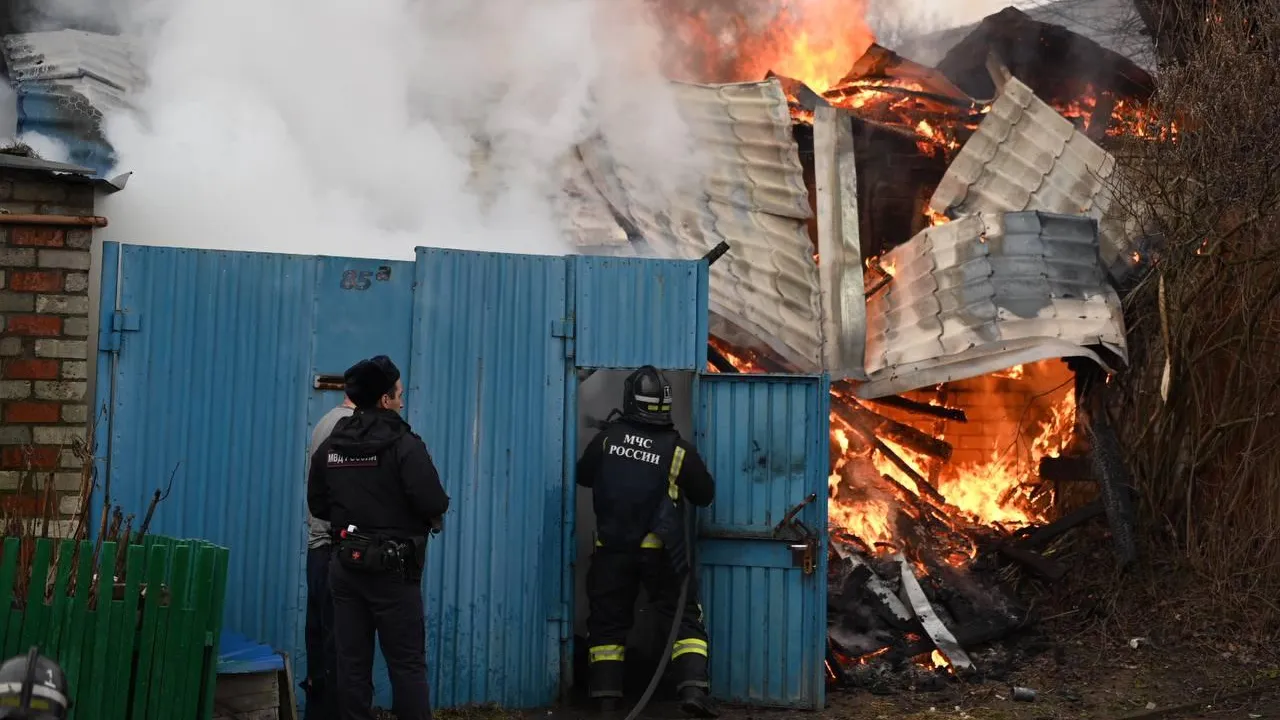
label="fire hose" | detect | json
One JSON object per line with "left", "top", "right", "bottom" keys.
{"left": 621, "top": 499, "right": 693, "bottom": 720}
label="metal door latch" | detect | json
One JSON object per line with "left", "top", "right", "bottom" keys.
{"left": 774, "top": 493, "right": 819, "bottom": 575}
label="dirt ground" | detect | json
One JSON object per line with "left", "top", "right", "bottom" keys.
{"left": 404, "top": 531, "right": 1280, "bottom": 720}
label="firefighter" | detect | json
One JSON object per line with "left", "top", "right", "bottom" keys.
{"left": 577, "top": 365, "right": 718, "bottom": 718}
{"left": 308, "top": 356, "right": 450, "bottom": 720}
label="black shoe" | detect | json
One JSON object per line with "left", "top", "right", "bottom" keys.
{"left": 678, "top": 688, "right": 719, "bottom": 719}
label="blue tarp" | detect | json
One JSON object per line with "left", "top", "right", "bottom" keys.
{"left": 217, "top": 631, "right": 285, "bottom": 675}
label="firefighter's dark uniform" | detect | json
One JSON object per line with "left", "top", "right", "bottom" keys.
{"left": 308, "top": 356, "right": 450, "bottom": 720}
{"left": 577, "top": 366, "right": 717, "bottom": 718}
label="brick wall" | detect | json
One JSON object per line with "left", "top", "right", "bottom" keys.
{"left": 856, "top": 360, "right": 1076, "bottom": 473}
{"left": 0, "top": 168, "right": 96, "bottom": 534}
{"left": 936, "top": 362, "right": 1076, "bottom": 469}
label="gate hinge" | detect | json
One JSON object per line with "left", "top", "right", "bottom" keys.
{"left": 550, "top": 319, "right": 574, "bottom": 339}
{"left": 551, "top": 318, "right": 575, "bottom": 360}
{"left": 101, "top": 310, "right": 141, "bottom": 352}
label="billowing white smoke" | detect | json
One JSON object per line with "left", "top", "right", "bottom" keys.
{"left": 58, "top": 0, "right": 697, "bottom": 259}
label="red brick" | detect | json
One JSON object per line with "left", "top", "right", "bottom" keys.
{"left": 8, "top": 270, "right": 63, "bottom": 292}
{"left": 3, "top": 359, "right": 59, "bottom": 380}
{"left": 4, "top": 401, "right": 60, "bottom": 423}
{"left": 5, "top": 315, "right": 61, "bottom": 336}
{"left": 9, "top": 227, "right": 65, "bottom": 247}
{"left": 0, "top": 494, "right": 43, "bottom": 516}
{"left": 0, "top": 445, "right": 59, "bottom": 470}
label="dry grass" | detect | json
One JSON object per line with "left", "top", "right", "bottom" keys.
{"left": 1106, "top": 0, "right": 1280, "bottom": 627}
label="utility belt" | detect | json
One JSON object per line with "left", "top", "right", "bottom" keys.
{"left": 332, "top": 525, "right": 424, "bottom": 580}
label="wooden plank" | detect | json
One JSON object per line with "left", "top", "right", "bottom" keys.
{"left": 200, "top": 548, "right": 231, "bottom": 720}
{"left": 182, "top": 543, "right": 217, "bottom": 717}
{"left": 17, "top": 538, "right": 53, "bottom": 655}
{"left": 0, "top": 537, "right": 21, "bottom": 652}
{"left": 63, "top": 540, "right": 94, "bottom": 720}
{"left": 150, "top": 542, "right": 193, "bottom": 719}
{"left": 214, "top": 672, "right": 281, "bottom": 712}
{"left": 47, "top": 538, "right": 75, "bottom": 657}
{"left": 106, "top": 544, "right": 145, "bottom": 718}
{"left": 130, "top": 543, "right": 169, "bottom": 719}
{"left": 180, "top": 546, "right": 214, "bottom": 718}
{"left": 82, "top": 541, "right": 117, "bottom": 719}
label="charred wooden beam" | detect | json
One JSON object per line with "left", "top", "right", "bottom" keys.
{"left": 1015, "top": 501, "right": 1105, "bottom": 551}
{"left": 997, "top": 544, "right": 1068, "bottom": 581}
{"left": 861, "top": 393, "right": 968, "bottom": 423}
{"left": 706, "top": 345, "right": 739, "bottom": 373}
{"left": 894, "top": 553, "right": 974, "bottom": 674}
{"left": 863, "top": 430, "right": 948, "bottom": 506}
{"left": 832, "top": 399, "right": 952, "bottom": 462}
{"left": 828, "top": 82, "right": 985, "bottom": 111}
{"left": 901, "top": 615, "right": 1029, "bottom": 658}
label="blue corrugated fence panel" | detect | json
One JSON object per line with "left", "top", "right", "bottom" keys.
{"left": 97, "top": 244, "right": 320, "bottom": 673}
{"left": 695, "top": 373, "right": 829, "bottom": 709}
{"left": 409, "top": 248, "right": 570, "bottom": 709}
{"left": 573, "top": 255, "right": 706, "bottom": 370}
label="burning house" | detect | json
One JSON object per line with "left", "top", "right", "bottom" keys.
{"left": 565, "top": 3, "right": 1159, "bottom": 690}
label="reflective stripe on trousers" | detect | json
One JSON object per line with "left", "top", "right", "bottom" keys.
{"left": 672, "top": 637, "right": 707, "bottom": 659}
{"left": 588, "top": 644, "right": 625, "bottom": 663}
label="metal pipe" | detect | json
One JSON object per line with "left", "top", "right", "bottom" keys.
{"left": 701, "top": 241, "right": 730, "bottom": 266}
{"left": 0, "top": 213, "right": 108, "bottom": 227}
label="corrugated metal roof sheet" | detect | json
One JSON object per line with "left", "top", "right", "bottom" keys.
{"left": 858, "top": 211, "right": 1126, "bottom": 398}
{"left": 572, "top": 255, "right": 709, "bottom": 370}
{"left": 2, "top": 30, "right": 145, "bottom": 91}
{"left": 1, "top": 30, "right": 141, "bottom": 175}
{"left": 575, "top": 79, "right": 825, "bottom": 373}
{"left": 553, "top": 151, "right": 629, "bottom": 247}
{"left": 928, "top": 75, "right": 1142, "bottom": 278}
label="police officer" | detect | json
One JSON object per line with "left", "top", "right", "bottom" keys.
{"left": 308, "top": 356, "right": 450, "bottom": 720}
{"left": 577, "top": 366, "right": 718, "bottom": 718}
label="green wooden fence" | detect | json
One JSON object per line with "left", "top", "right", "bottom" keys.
{"left": 0, "top": 534, "right": 229, "bottom": 720}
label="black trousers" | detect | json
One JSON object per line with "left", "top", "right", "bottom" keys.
{"left": 304, "top": 547, "right": 338, "bottom": 720}
{"left": 330, "top": 559, "right": 432, "bottom": 720}
{"left": 585, "top": 548, "right": 710, "bottom": 698}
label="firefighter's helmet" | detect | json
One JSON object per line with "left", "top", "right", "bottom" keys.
{"left": 0, "top": 647, "right": 69, "bottom": 720}
{"left": 622, "top": 365, "right": 673, "bottom": 426}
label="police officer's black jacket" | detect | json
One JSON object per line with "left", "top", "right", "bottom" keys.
{"left": 307, "top": 408, "right": 449, "bottom": 539}
{"left": 576, "top": 418, "right": 714, "bottom": 548}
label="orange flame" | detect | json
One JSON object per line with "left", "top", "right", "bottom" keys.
{"left": 654, "top": 0, "right": 874, "bottom": 92}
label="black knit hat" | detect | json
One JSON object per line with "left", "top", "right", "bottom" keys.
{"left": 344, "top": 355, "right": 401, "bottom": 408}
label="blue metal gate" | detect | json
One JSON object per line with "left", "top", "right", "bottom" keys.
{"left": 694, "top": 373, "right": 830, "bottom": 709}
{"left": 408, "top": 248, "right": 571, "bottom": 707}
{"left": 94, "top": 243, "right": 323, "bottom": 673}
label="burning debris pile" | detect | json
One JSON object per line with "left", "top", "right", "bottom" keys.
{"left": 689, "top": 5, "right": 1160, "bottom": 692}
